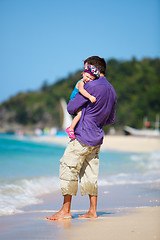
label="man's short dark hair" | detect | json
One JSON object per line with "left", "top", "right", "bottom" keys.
{"left": 84, "top": 56, "right": 106, "bottom": 74}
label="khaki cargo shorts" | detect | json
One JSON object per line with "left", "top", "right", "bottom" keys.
{"left": 59, "top": 139, "right": 101, "bottom": 196}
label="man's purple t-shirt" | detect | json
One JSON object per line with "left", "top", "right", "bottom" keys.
{"left": 67, "top": 76, "right": 117, "bottom": 146}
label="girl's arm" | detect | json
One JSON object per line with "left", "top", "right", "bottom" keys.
{"left": 78, "top": 81, "right": 96, "bottom": 103}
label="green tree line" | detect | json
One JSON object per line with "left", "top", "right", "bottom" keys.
{"left": 0, "top": 58, "right": 159, "bottom": 130}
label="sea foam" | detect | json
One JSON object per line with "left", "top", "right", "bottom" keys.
{"left": 0, "top": 177, "right": 60, "bottom": 216}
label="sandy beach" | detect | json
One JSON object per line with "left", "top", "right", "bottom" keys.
{"left": 0, "top": 206, "right": 159, "bottom": 240}
{"left": 0, "top": 134, "right": 160, "bottom": 240}
{"left": 31, "top": 135, "right": 160, "bottom": 239}
{"left": 0, "top": 187, "right": 159, "bottom": 240}
{"left": 61, "top": 207, "right": 160, "bottom": 240}
{"left": 33, "top": 134, "right": 160, "bottom": 153}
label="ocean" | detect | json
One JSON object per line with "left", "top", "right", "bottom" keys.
{"left": 0, "top": 133, "right": 160, "bottom": 216}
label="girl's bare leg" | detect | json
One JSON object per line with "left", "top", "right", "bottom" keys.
{"left": 70, "top": 108, "right": 82, "bottom": 131}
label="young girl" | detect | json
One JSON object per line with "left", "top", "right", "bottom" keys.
{"left": 66, "top": 64, "right": 100, "bottom": 139}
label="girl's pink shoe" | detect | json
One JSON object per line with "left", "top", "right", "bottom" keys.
{"left": 65, "top": 127, "right": 76, "bottom": 140}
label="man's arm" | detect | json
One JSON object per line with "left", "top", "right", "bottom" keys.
{"left": 67, "top": 92, "right": 88, "bottom": 115}
{"left": 67, "top": 82, "right": 93, "bottom": 115}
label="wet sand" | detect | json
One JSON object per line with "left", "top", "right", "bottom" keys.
{"left": 61, "top": 207, "right": 160, "bottom": 240}
{"left": 0, "top": 184, "right": 160, "bottom": 240}
{"left": 1, "top": 204, "right": 159, "bottom": 240}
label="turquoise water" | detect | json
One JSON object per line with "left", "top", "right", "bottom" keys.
{"left": 0, "top": 135, "right": 64, "bottom": 179}
{"left": 0, "top": 133, "right": 160, "bottom": 216}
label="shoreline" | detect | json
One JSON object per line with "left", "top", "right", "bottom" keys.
{"left": 1, "top": 134, "right": 160, "bottom": 239}
{"left": 31, "top": 134, "right": 160, "bottom": 153}
{"left": 0, "top": 205, "right": 159, "bottom": 240}
{"left": 61, "top": 206, "right": 160, "bottom": 240}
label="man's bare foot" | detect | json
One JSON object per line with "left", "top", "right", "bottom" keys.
{"left": 78, "top": 211, "right": 97, "bottom": 219}
{"left": 46, "top": 210, "right": 71, "bottom": 221}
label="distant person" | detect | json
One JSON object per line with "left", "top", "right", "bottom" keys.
{"left": 66, "top": 64, "right": 100, "bottom": 139}
{"left": 47, "top": 56, "right": 117, "bottom": 220}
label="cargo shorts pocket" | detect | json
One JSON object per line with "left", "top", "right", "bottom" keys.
{"left": 60, "top": 156, "right": 78, "bottom": 181}
{"left": 60, "top": 156, "right": 78, "bottom": 168}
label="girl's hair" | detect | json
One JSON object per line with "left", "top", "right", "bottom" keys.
{"left": 84, "top": 64, "right": 100, "bottom": 78}
{"left": 84, "top": 56, "right": 106, "bottom": 74}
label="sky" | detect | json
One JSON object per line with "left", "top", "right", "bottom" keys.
{"left": 0, "top": 0, "right": 159, "bottom": 103}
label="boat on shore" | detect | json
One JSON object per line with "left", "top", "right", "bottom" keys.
{"left": 124, "top": 126, "right": 160, "bottom": 137}
{"left": 124, "top": 115, "right": 160, "bottom": 138}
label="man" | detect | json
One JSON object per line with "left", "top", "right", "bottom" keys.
{"left": 47, "top": 56, "right": 117, "bottom": 220}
